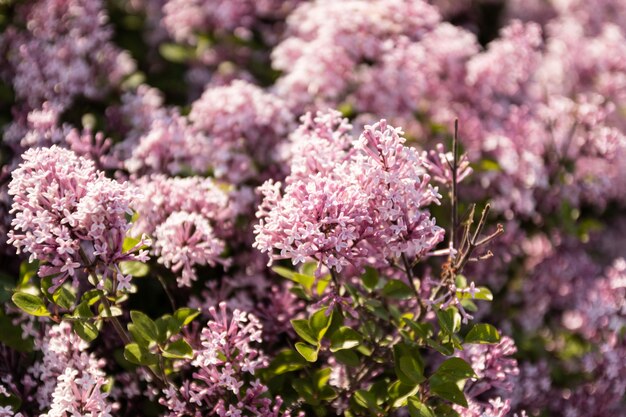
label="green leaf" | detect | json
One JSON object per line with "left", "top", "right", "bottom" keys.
{"left": 81, "top": 289, "right": 104, "bottom": 306}
{"left": 388, "top": 381, "right": 420, "bottom": 408}
{"left": 12, "top": 292, "right": 49, "bottom": 317}
{"left": 354, "top": 390, "right": 380, "bottom": 412}
{"left": 394, "top": 343, "right": 425, "bottom": 386}
{"left": 265, "top": 349, "right": 307, "bottom": 375}
{"left": 434, "top": 358, "right": 476, "bottom": 381}
{"left": 429, "top": 357, "right": 474, "bottom": 406}
{"left": 316, "top": 276, "right": 331, "bottom": 296}
{"left": 124, "top": 343, "right": 158, "bottom": 366}
{"left": 408, "top": 397, "right": 436, "bottom": 417}
{"left": 309, "top": 308, "right": 332, "bottom": 340}
{"left": 73, "top": 320, "right": 99, "bottom": 342}
{"left": 334, "top": 349, "right": 360, "bottom": 367}
{"left": 319, "top": 385, "right": 338, "bottom": 401}
{"left": 159, "top": 43, "right": 194, "bottom": 63}
{"left": 162, "top": 339, "right": 194, "bottom": 359}
{"left": 398, "top": 356, "right": 426, "bottom": 385}
{"left": 128, "top": 323, "right": 150, "bottom": 348}
{"left": 74, "top": 301, "right": 94, "bottom": 318}
{"left": 0, "top": 392, "right": 21, "bottom": 410}
{"left": 313, "top": 368, "right": 332, "bottom": 390}
{"left": 291, "top": 319, "right": 319, "bottom": 345}
{"left": 363, "top": 299, "right": 390, "bottom": 320}
{"left": 295, "top": 342, "right": 319, "bottom": 362}
{"left": 361, "top": 267, "right": 379, "bottom": 290}
{"left": 119, "top": 261, "right": 149, "bottom": 278}
{"left": 479, "top": 159, "right": 501, "bottom": 172}
{"left": 273, "top": 266, "right": 315, "bottom": 292}
{"left": 41, "top": 276, "right": 75, "bottom": 309}
{"left": 436, "top": 307, "right": 461, "bottom": 336}
{"left": 169, "top": 308, "right": 200, "bottom": 334}
{"left": 122, "top": 236, "right": 141, "bottom": 252}
{"left": 292, "top": 379, "right": 318, "bottom": 405}
{"left": 130, "top": 311, "right": 158, "bottom": 343}
{"left": 429, "top": 380, "right": 467, "bottom": 407}
{"left": 155, "top": 316, "right": 170, "bottom": 345}
{"left": 330, "top": 326, "right": 362, "bottom": 352}
{"left": 403, "top": 318, "right": 434, "bottom": 341}
{"left": 382, "top": 279, "right": 413, "bottom": 299}
{"left": 434, "top": 404, "right": 461, "bottom": 417}
{"left": 427, "top": 339, "right": 455, "bottom": 356}
{"left": 464, "top": 323, "right": 500, "bottom": 344}
{"left": 301, "top": 262, "right": 318, "bottom": 276}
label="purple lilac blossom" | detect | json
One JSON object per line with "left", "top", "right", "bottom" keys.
{"left": 7, "top": 146, "right": 149, "bottom": 293}
{"left": 255, "top": 115, "right": 444, "bottom": 273}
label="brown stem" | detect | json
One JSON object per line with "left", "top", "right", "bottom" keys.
{"left": 329, "top": 268, "right": 344, "bottom": 315}
{"left": 157, "top": 274, "right": 177, "bottom": 312}
{"left": 450, "top": 119, "right": 459, "bottom": 253}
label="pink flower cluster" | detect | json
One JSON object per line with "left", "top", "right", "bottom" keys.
{"left": 189, "top": 80, "right": 294, "bottom": 182}
{"left": 154, "top": 211, "right": 225, "bottom": 287}
{"left": 272, "top": 0, "right": 448, "bottom": 112}
{"left": 131, "top": 175, "right": 247, "bottom": 286}
{"left": 255, "top": 113, "right": 444, "bottom": 272}
{"left": 456, "top": 337, "right": 521, "bottom": 417}
{"left": 1, "top": 0, "right": 134, "bottom": 112}
{"left": 161, "top": 302, "right": 288, "bottom": 417}
{"left": 163, "top": 0, "right": 304, "bottom": 42}
{"left": 7, "top": 146, "right": 148, "bottom": 292}
{"left": 27, "top": 322, "right": 111, "bottom": 416}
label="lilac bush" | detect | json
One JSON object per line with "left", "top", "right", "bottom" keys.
{"left": 0, "top": 0, "right": 625, "bottom": 416}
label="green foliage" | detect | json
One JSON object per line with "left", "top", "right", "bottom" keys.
{"left": 41, "top": 276, "right": 76, "bottom": 310}
{"left": 295, "top": 342, "right": 319, "bottom": 362}
{"left": 465, "top": 323, "right": 500, "bottom": 344}
{"left": 124, "top": 343, "right": 158, "bottom": 366}
{"left": 408, "top": 398, "right": 436, "bottom": 417}
{"left": 382, "top": 279, "right": 413, "bottom": 299}
{"left": 329, "top": 326, "right": 362, "bottom": 352}
{"left": 130, "top": 311, "right": 159, "bottom": 343}
{"left": 161, "top": 339, "right": 194, "bottom": 359}
{"left": 428, "top": 358, "right": 476, "bottom": 407}
{"left": 12, "top": 292, "right": 49, "bottom": 317}
{"left": 120, "top": 261, "right": 149, "bottom": 278}
{"left": 361, "top": 267, "right": 379, "bottom": 291}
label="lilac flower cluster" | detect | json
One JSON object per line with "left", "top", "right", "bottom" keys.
{"left": 1, "top": 0, "right": 134, "bottom": 112}
{"left": 189, "top": 81, "right": 294, "bottom": 182}
{"left": 255, "top": 114, "right": 444, "bottom": 272}
{"left": 9, "top": 322, "right": 113, "bottom": 416}
{"left": 456, "top": 337, "right": 520, "bottom": 417}
{"left": 154, "top": 211, "right": 225, "bottom": 287}
{"left": 163, "top": 0, "right": 304, "bottom": 42}
{"left": 160, "top": 302, "right": 289, "bottom": 417}
{"left": 272, "top": 0, "right": 447, "bottom": 112}
{"left": 7, "top": 146, "right": 148, "bottom": 293}
{"left": 131, "top": 175, "right": 246, "bottom": 286}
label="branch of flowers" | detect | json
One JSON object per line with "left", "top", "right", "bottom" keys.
{"left": 77, "top": 248, "right": 129, "bottom": 342}
{"left": 77, "top": 248, "right": 166, "bottom": 386}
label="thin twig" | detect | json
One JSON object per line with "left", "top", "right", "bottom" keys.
{"left": 157, "top": 274, "right": 177, "bottom": 312}
{"left": 450, "top": 119, "right": 459, "bottom": 253}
